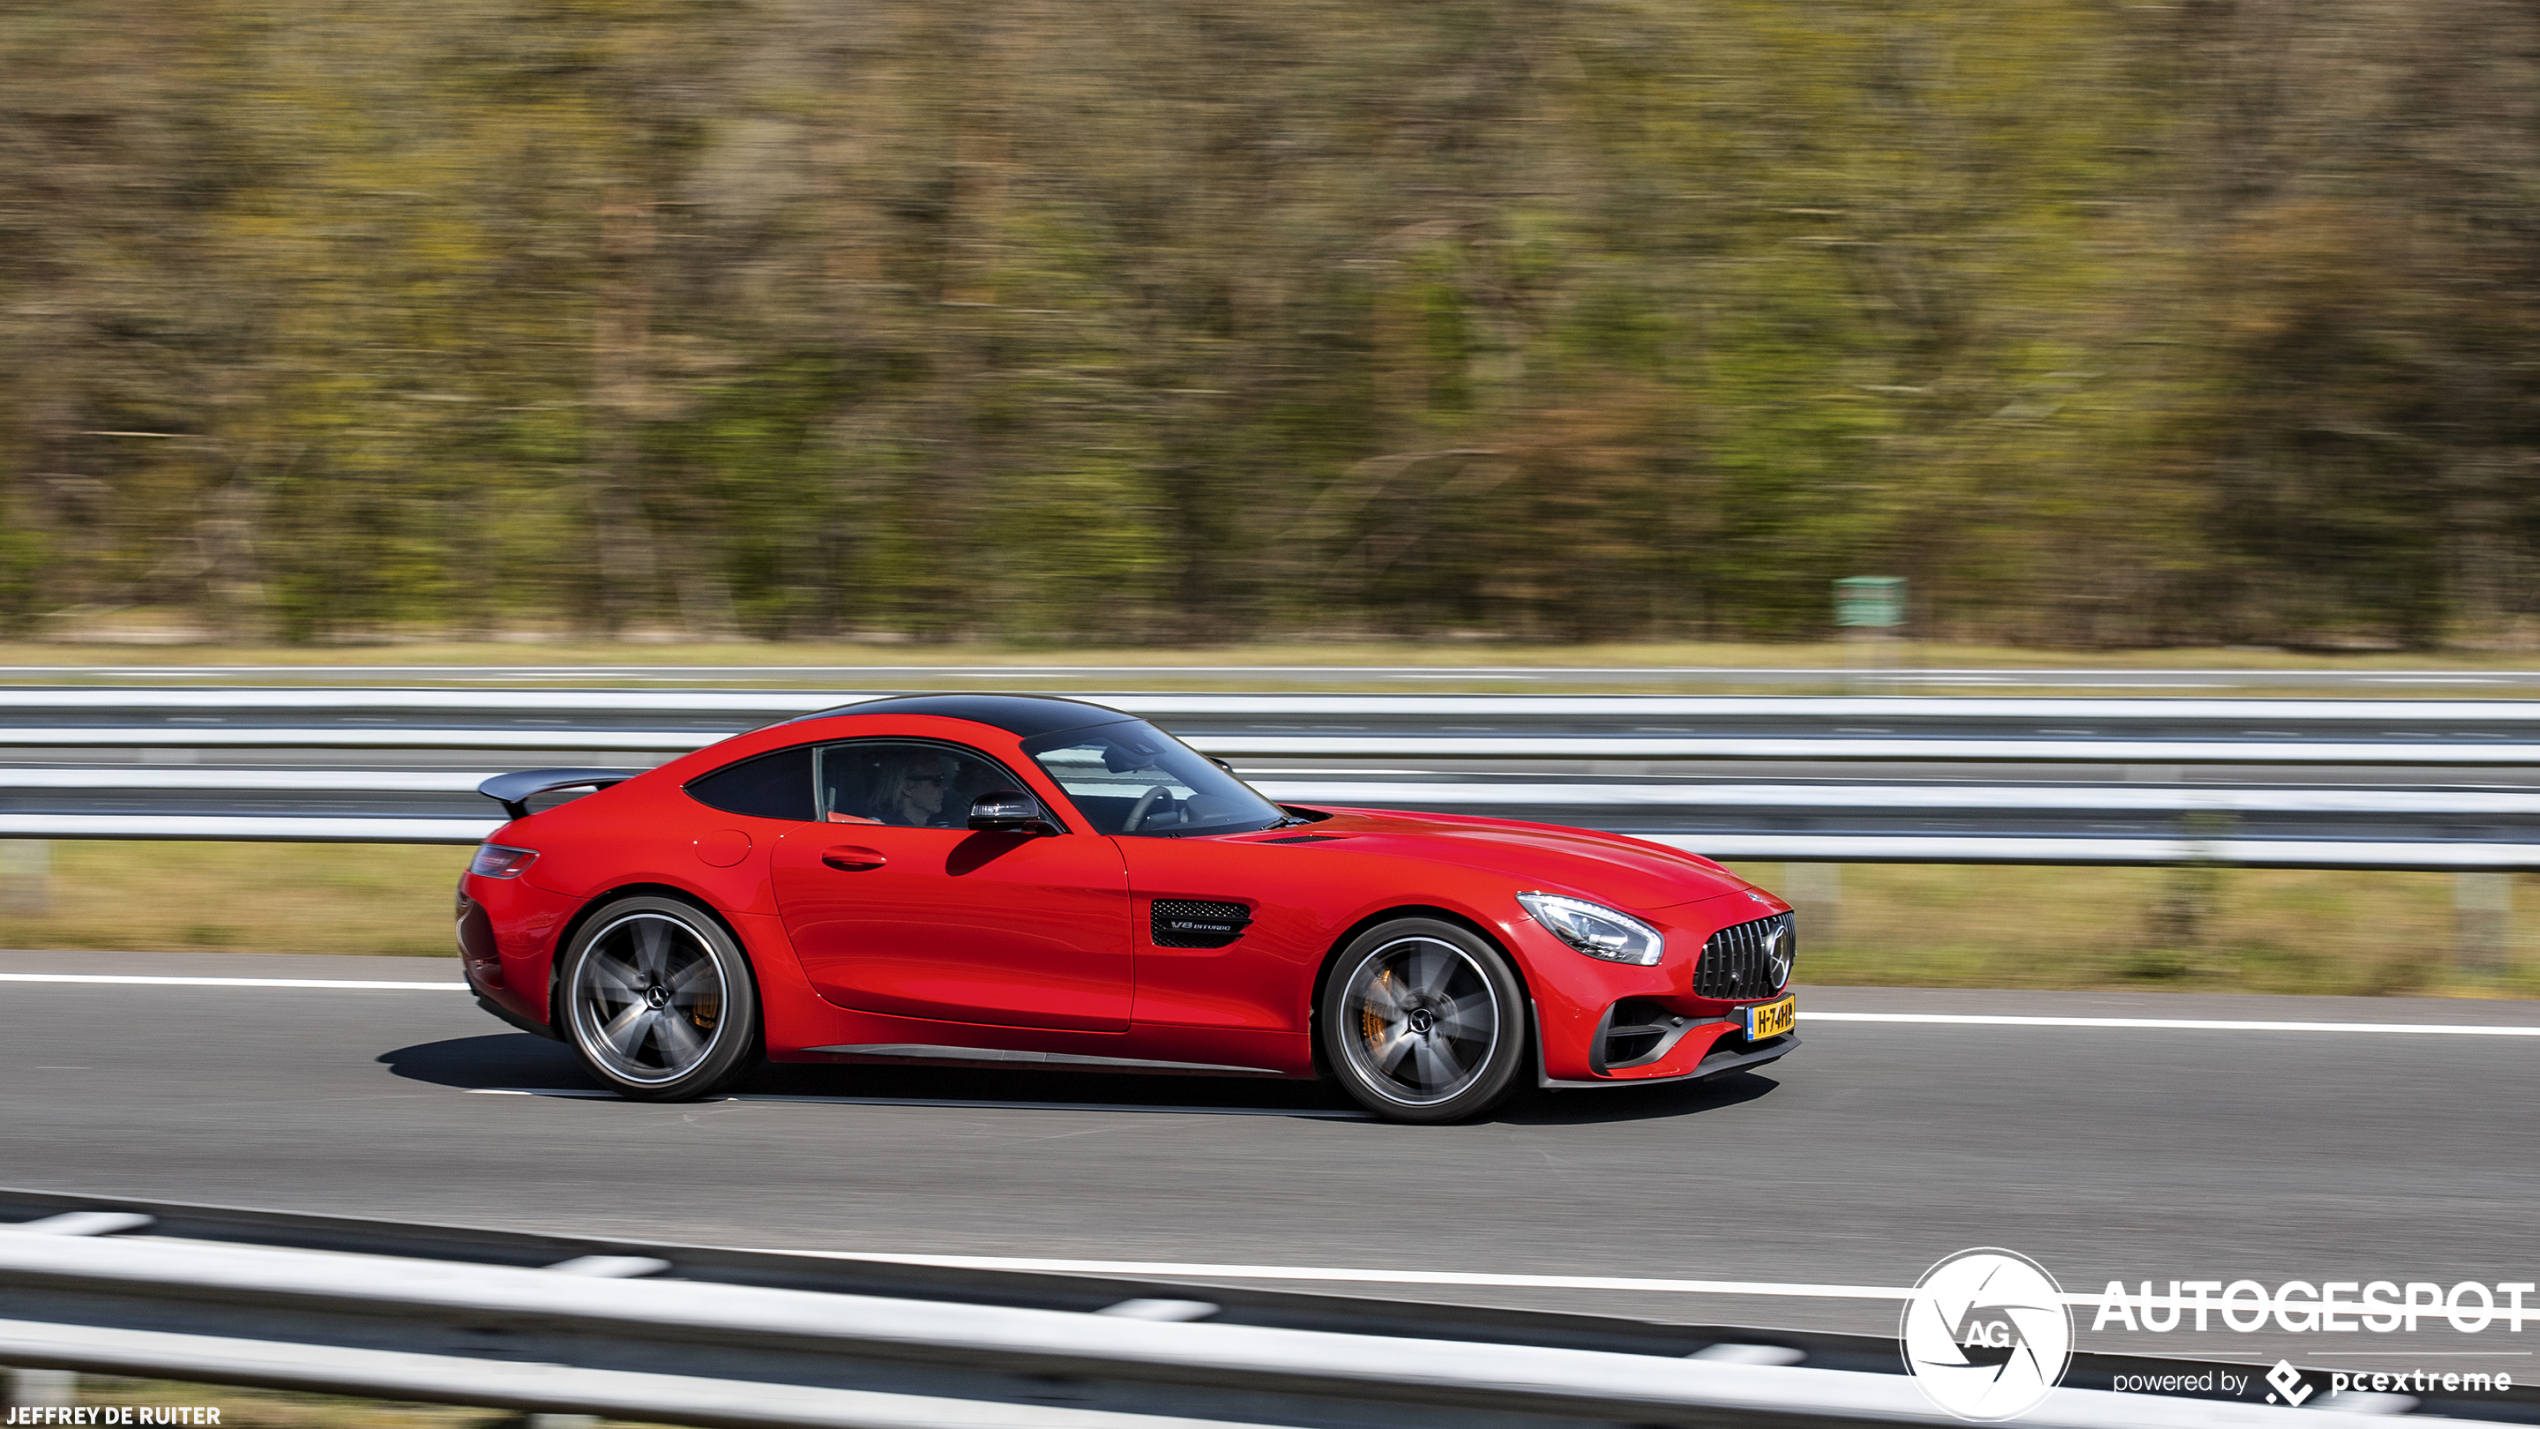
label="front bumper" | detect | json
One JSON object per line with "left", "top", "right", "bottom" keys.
{"left": 1502, "top": 906, "right": 1797, "bottom": 1082}
{"left": 1540, "top": 1030, "right": 1798, "bottom": 1090}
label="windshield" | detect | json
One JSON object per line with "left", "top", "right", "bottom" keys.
{"left": 1021, "top": 720, "right": 1286, "bottom": 837}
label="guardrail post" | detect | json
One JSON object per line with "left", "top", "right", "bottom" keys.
{"left": 4, "top": 1367, "right": 78, "bottom": 1409}
{"left": 0, "top": 839, "right": 50, "bottom": 918}
{"left": 2454, "top": 872, "right": 2512, "bottom": 975}
{"left": 1781, "top": 861, "right": 1840, "bottom": 945}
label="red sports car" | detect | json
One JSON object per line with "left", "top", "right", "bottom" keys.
{"left": 457, "top": 695, "right": 1797, "bottom": 1123}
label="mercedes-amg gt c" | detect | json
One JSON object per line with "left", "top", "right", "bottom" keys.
{"left": 457, "top": 694, "right": 1797, "bottom": 1122}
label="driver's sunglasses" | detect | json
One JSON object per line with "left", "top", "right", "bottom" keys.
{"left": 907, "top": 774, "right": 946, "bottom": 788}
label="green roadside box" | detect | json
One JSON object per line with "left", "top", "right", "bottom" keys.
{"left": 1834, "top": 576, "right": 1906, "bottom": 629}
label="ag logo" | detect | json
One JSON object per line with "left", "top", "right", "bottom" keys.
{"left": 1901, "top": 1248, "right": 2074, "bottom": 1421}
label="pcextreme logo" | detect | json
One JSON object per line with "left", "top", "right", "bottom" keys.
{"left": 1901, "top": 1249, "right": 2075, "bottom": 1421}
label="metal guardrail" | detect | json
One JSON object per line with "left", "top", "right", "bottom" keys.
{"left": 0, "top": 687, "right": 2538, "bottom": 865}
{"left": 4, "top": 690, "right": 2540, "bottom": 760}
{"left": 0, "top": 1190, "right": 2516, "bottom": 1427}
{"left": 5, "top": 817, "right": 2539, "bottom": 868}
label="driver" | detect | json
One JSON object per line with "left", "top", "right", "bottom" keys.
{"left": 873, "top": 751, "right": 953, "bottom": 827}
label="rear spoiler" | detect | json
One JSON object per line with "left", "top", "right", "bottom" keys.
{"left": 476, "top": 768, "right": 643, "bottom": 822}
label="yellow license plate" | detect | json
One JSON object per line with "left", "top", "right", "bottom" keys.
{"left": 1745, "top": 995, "right": 1796, "bottom": 1041}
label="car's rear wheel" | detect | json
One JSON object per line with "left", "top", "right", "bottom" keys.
{"left": 558, "top": 895, "right": 761, "bottom": 1101}
{"left": 1321, "top": 918, "right": 1527, "bottom": 1123}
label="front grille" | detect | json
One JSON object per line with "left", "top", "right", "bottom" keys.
{"left": 1150, "top": 899, "right": 1252, "bottom": 949}
{"left": 1696, "top": 912, "right": 1794, "bottom": 1000}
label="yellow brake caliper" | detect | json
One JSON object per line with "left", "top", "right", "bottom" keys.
{"left": 1360, "top": 968, "right": 1394, "bottom": 1050}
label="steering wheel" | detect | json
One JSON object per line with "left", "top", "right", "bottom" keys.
{"left": 1123, "top": 784, "right": 1178, "bottom": 833}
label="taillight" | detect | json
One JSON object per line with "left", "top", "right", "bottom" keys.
{"left": 469, "top": 844, "right": 538, "bottom": 879}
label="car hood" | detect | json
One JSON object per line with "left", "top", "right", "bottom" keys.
{"left": 1288, "top": 808, "right": 1758, "bottom": 914}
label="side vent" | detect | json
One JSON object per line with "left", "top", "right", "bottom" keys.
{"left": 1151, "top": 899, "right": 1252, "bottom": 949}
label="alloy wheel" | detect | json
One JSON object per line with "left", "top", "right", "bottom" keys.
{"left": 1335, "top": 935, "right": 1502, "bottom": 1107}
{"left": 568, "top": 912, "right": 730, "bottom": 1086}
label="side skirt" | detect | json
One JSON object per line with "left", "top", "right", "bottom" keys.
{"left": 804, "top": 1043, "right": 1289, "bottom": 1078}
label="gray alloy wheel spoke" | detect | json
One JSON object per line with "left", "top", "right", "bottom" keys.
{"left": 1361, "top": 974, "right": 1409, "bottom": 1020}
{"left": 1413, "top": 944, "right": 1459, "bottom": 998}
{"left": 600, "top": 1001, "right": 652, "bottom": 1056}
{"left": 1397, "top": 944, "right": 1439, "bottom": 997}
{"left": 586, "top": 953, "right": 642, "bottom": 999}
{"left": 1372, "top": 1026, "right": 1419, "bottom": 1075}
{"left": 629, "top": 919, "right": 671, "bottom": 979}
{"left": 1412, "top": 1036, "right": 1459, "bottom": 1089}
{"left": 1433, "top": 993, "right": 1492, "bottom": 1040}
{"left": 665, "top": 957, "right": 719, "bottom": 996}
{"left": 651, "top": 1008, "right": 707, "bottom": 1065}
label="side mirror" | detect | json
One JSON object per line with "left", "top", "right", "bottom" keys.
{"left": 967, "top": 790, "right": 1056, "bottom": 835}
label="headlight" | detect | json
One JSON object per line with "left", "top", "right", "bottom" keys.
{"left": 1517, "top": 892, "right": 1665, "bottom": 966}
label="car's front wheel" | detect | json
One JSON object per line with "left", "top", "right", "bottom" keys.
{"left": 558, "top": 895, "right": 761, "bottom": 1101}
{"left": 1321, "top": 918, "right": 1527, "bottom": 1123}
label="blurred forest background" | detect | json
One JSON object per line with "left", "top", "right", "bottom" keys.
{"left": 3, "top": 0, "right": 2538, "bottom": 649}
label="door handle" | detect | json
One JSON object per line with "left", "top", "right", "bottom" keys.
{"left": 820, "top": 846, "right": 887, "bottom": 871}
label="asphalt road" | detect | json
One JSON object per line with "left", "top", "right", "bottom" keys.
{"left": 3, "top": 949, "right": 2536, "bottom": 1373}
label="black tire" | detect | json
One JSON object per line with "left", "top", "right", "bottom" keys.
{"left": 557, "top": 895, "right": 761, "bottom": 1101}
{"left": 1320, "top": 917, "right": 1528, "bottom": 1123}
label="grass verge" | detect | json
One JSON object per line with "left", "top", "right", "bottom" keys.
{"left": 1723, "top": 861, "right": 2538, "bottom": 1000}
{"left": 0, "top": 842, "right": 2531, "bottom": 1000}
{"left": 0, "top": 841, "right": 467, "bottom": 957}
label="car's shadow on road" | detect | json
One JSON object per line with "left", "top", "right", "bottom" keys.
{"left": 379, "top": 1035, "right": 1782, "bottom": 1125}
{"left": 379, "top": 1033, "right": 594, "bottom": 1090}
{"left": 1494, "top": 1072, "right": 1781, "bottom": 1125}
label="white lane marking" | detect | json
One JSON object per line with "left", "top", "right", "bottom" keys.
{"left": 1802, "top": 1011, "right": 2540, "bottom": 1036}
{"left": 0, "top": 973, "right": 464, "bottom": 990}
{"left": 779, "top": 1250, "right": 1916, "bottom": 1300}
{"left": 8, "top": 973, "right": 2529, "bottom": 1039}
{"left": 469, "top": 1088, "right": 1369, "bottom": 1119}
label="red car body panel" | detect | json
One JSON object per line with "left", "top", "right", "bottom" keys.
{"left": 460, "top": 701, "right": 1795, "bottom": 1089}
{"left": 772, "top": 823, "right": 1134, "bottom": 1032}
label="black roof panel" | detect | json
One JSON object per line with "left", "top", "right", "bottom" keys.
{"left": 790, "top": 694, "right": 1132, "bottom": 738}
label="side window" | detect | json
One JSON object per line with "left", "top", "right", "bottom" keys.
{"left": 815, "top": 740, "right": 1032, "bottom": 829}
{"left": 684, "top": 745, "right": 817, "bottom": 820}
